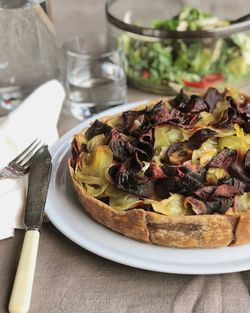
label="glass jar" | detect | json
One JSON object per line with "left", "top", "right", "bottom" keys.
{"left": 0, "top": 0, "right": 59, "bottom": 114}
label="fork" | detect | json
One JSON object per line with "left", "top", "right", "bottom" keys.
{"left": 0, "top": 139, "right": 43, "bottom": 179}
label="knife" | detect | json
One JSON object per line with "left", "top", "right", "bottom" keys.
{"left": 9, "top": 145, "right": 52, "bottom": 313}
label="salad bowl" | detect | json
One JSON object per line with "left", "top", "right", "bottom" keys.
{"left": 106, "top": 0, "right": 250, "bottom": 94}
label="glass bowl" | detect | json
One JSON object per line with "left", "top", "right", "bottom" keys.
{"left": 106, "top": 0, "right": 250, "bottom": 95}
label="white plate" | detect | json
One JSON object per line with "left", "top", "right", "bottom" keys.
{"left": 46, "top": 101, "right": 250, "bottom": 275}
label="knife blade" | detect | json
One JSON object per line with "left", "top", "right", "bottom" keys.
{"left": 9, "top": 145, "right": 52, "bottom": 313}
{"left": 25, "top": 145, "right": 52, "bottom": 230}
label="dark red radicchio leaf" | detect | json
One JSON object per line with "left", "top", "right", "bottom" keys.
{"left": 109, "top": 129, "right": 131, "bottom": 162}
{"left": 155, "top": 177, "right": 184, "bottom": 198}
{"left": 181, "top": 95, "right": 209, "bottom": 113}
{"left": 126, "top": 140, "right": 154, "bottom": 161}
{"left": 162, "top": 163, "right": 184, "bottom": 177}
{"left": 204, "top": 87, "right": 223, "bottom": 112}
{"left": 120, "top": 109, "right": 144, "bottom": 134}
{"left": 169, "top": 88, "right": 189, "bottom": 109}
{"left": 139, "top": 128, "right": 154, "bottom": 145}
{"left": 206, "top": 197, "right": 234, "bottom": 214}
{"left": 188, "top": 128, "right": 217, "bottom": 149}
{"left": 212, "top": 184, "right": 244, "bottom": 198}
{"left": 182, "top": 161, "right": 204, "bottom": 173}
{"left": 185, "top": 195, "right": 233, "bottom": 215}
{"left": 229, "top": 93, "right": 250, "bottom": 115}
{"left": 123, "top": 153, "right": 143, "bottom": 173}
{"left": 243, "top": 124, "right": 250, "bottom": 133}
{"left": 194, "top": 182, "right": 244, "bottom": 200}
{"left": 245, "top": 149, "right": 250, "bottom": 175}
{"left": 193, "top": 186, "right": 216, "bottom": 201}
{"left": 108, "top": 163, "right": 154, "bottom": 198}
{"left": 154, "top": 167, "right": 205, "bottom": 198}
{"left": 170, "top": 89, "right": 209, "bottom": 113}
{"left": 182, "top": 168, "right": 206, "bottom": 192}
{"left": 228, "top": 157, "right": 250, "bottom": 192}
{"left": 144, "top": 162, "right": 166, "bottom": 180}
{"left": 135, "top": 101, "right": 166, "bottom": 134}
{"left": 71, "top": 138, "right": 81, "bottom": 169}
{"left": 149, "top": 108, "right": 177, "bottom": 125}
{"left": 120, "top": 101, "right": 165, "bottom": 137}
{"left": 229, "top": 169, "right": 250, "bottom": 192}
{"left": 109, "top": 128, "right": 154, "bottom": 162}
{"left": 151, "top": 107, "right": 199, "bottom": 129}
{"left": 147, "top": 100, "right": 165, "bottom": 115}
{"left": 185, "top": 197, "right": 210, "bottom": 214}
{"left": 218, "top": 176, "right": 245, "bottom": 194}
{"left": 85, "top": 120, "right": 112, "bottom": 140}
{"left": 208, "top": 147, "right": 236, "bottom": 169}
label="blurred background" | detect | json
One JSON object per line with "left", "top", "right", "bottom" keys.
{"left": 51, "top": 0, "right": 106, "bottom": 45}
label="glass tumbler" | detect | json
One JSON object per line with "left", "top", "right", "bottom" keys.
{"left": 64, "top": 35, "right": 127, "bottom": 120}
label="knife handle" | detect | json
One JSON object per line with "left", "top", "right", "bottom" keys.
{"left": 9, "top": 230, "right": 40, "bottom": 313}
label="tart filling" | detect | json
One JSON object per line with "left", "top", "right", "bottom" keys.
{"left": 70, "top": 87, "right": 250, "bottom": 217}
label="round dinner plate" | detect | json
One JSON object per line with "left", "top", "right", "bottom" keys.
{"left": 46, "top": 101, "right": 250, "bottom": 275}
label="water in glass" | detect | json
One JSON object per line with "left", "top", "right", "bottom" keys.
{"left": 68, "top": 61, "right": 126, "bottom": 119}
{"left": 64, "top": 35, "right": 127, "bottom": 120}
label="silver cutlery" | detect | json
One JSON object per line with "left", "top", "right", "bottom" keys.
{"left": 0, "top": 139, "right": 42, "bottom": 179}
{"left": 8, "top": 145, "right": 52, "bottom": 313}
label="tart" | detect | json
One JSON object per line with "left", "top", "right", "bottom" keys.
{"left": 68, "top": 87, "right": 250, "bottom": 248}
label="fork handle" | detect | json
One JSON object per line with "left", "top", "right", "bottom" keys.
{"left": 9, "top": 230, "right": 40, "bottom": 313}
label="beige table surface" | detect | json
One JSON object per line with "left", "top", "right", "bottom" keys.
{"left": 1, "top": 1, "right": 250, "bottom": 312}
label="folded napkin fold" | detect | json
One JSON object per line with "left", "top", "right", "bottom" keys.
{"left": 0, "top": 80, "right": 65, "bottom": 240}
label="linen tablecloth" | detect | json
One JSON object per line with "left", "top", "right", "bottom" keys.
{"left": 1, "top": 1, "right": 250, "bottom": 312}
{"left": 1, "top": 223, "right": 250, "bottom": 313}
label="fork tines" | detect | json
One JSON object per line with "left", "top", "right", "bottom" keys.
{"left": 12, "top": 139, "right": 43, "bottom": 168}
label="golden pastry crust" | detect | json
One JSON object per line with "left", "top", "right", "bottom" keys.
{"left": 68, "top": 101, "right": 250, "bottom": 248}
{"left": 231, "top": 214, "right": 250, "bottom": 246}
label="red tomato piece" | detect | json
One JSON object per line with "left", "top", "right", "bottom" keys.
{"left": 203, "top": 73, "right": 225, "bottom": 83}
{"left": 141, "top": 69, "right": 150, "bottom": 79}
{"left": 183, "top": 80, "right": 208, "bottom": 88}
{"left": 183, "top": 73, "right": 225, "bottom": 89}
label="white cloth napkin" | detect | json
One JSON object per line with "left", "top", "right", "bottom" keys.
{"left": 0, "top": 80, "right": 65, "bottom": 240}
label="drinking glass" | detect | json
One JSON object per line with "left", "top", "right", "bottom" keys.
{"left": 64, "top": 35, "right": 127, "bottom": 120}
